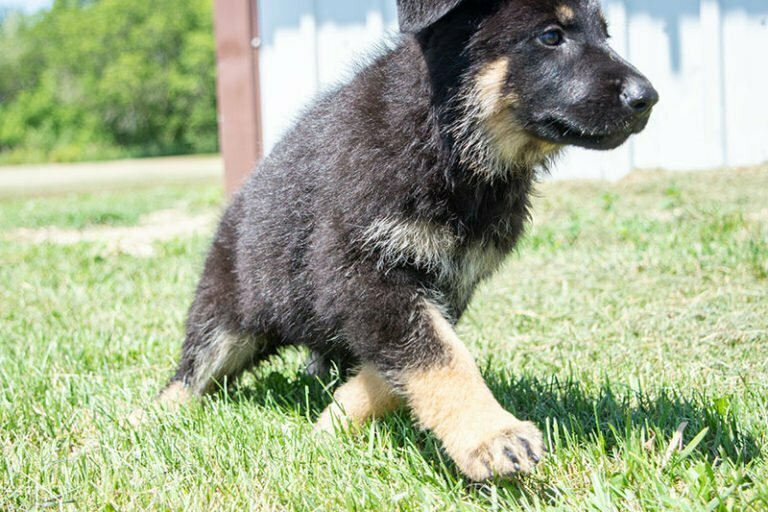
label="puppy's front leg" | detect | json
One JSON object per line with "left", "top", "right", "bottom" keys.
{"left": 398, "top": 301, "right": 544, "bottom": 480}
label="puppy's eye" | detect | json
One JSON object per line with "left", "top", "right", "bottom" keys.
{"left": 538, "top": 29, "right": 564, "bottom": 47}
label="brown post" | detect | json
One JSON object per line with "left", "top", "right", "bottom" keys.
{"left": 214, "top": 0, "right": 263, "bottom": 196}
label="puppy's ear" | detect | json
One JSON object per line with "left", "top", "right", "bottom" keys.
{"left": 397, "top": 0, "right": 465, "bottom": 33}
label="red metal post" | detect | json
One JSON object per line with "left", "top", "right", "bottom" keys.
{"left": 213, "top": 0, "right": 264, "bottom": 195}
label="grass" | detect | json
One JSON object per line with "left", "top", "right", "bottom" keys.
{"left": 1, "top": 166, "right": 767, "bottom": 510}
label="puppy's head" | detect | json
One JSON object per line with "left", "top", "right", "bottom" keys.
{"left": 401, "top": 0, "right": 658, "bottom": 152}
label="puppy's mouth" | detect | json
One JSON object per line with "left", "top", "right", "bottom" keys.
{"left": 528, "top": 115, "right": 649, "bottom": 151}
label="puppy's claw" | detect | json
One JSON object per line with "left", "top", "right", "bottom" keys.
{"left": 519, "top": 437, "right": 542, "bottom": 463}
{"left": 504, "top": 447, "right": 520, "bottom": 465}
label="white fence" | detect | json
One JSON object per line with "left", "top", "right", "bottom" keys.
{"left": 257, "top": 0, "right": 768, "bottom": 179}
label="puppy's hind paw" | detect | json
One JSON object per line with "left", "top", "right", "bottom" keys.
{"left": 127, "top": 381, "right": 193, "bottom": 428}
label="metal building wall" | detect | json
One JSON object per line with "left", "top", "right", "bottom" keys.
{"left": 257, "top": 0, "right": 768, "bottom": 180}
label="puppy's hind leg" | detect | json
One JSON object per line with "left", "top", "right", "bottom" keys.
{"left": 132, "top": 320, "right": 269, "bottom": 427}
{"left": 158, "top": 205, "right": 274, "bottom": 406}
{"left": 163, "top": 322, "right": 270, "bottom": 403}
{"left": 314, "top": 364, "right": 401, "bottom": 432}
{"left": 131, "top": 301, "right": 268, "bottom": 426}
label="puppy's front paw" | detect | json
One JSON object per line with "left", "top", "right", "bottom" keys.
{"left": 453, "top": 418, "right": 544, "bottom": 481}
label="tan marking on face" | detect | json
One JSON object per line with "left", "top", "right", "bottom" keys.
{"left": 401, "top": 301, "right": 545, "bottom": 480}
{"left": 485, "top": 112, "right": 562, "bottom": 167}
{"left": 474, "top": 58, "right": 515, "bottom": 119}
{"left": 556, "top": 4, "right": 575, "bottom": 24}
{"left": 484, "top": 111, "right": 531, "bottom": 163}
{"left": 314, "top": 365, "right": 401, "bottom": 432}
{"left": 468, "top": 57, "right": 562, "bottom": 173}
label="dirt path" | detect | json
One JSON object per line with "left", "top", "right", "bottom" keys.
{"left": 0, "top": 155, "right": 222, "bottom": 197}
{"left": 9, "top": 207, "right": 216, "bottom": 257}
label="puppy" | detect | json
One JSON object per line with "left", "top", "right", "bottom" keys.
{"left": 158, "top": 0, "right": 657, "bottom": 481}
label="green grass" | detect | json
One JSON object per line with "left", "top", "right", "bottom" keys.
{"left": 1, "top": 167, "right": 767, "bottom": 510}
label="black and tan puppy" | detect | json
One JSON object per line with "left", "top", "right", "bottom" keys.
{"left": 158, "top": 0, "right": 658, "bottom": 480}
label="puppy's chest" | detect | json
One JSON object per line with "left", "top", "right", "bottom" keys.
{"left": 444, "top": 238, "right": 508, "bottom": 311}
{"left": 443, "top": 203, "right": 529, "bottom": 310}
{"left": 361, "top": 179, "right": 531, "bottom": 309}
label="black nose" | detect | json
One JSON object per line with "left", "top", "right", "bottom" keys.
{"left": 621, "top": 77, "right": 659, "bottom": 115}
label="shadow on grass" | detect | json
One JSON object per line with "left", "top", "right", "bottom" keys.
{"left": 484, "top": 372, "right": 761, "bottom": 465}
{"left": 224, "top": 362, "right": 761, "bottom": 478}
{"left": 228, "top": 368, "right": 334, "bottom": 419}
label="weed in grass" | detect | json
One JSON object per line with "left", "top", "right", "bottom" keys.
{"left": 662, "top": 184, "right": 683, "bottom": 210}
{"left": 747, "top": 234, "right": 768, "bottom": 280}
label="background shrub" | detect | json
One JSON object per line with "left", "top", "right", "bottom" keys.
{"left": 0, "top": 0, "right": 218, "bottom": 164}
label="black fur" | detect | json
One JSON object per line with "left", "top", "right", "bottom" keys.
{"left": 397, "top": 0, "right": 466, "bottom": 32}
{"left": 166, "top": 0, "right": 657, "bottom": 421}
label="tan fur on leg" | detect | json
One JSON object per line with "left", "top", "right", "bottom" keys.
{"left": 315, "top": 364, "right": 401, "bottom": 433}
{"left": 156, "top": 381, "right": 192, "bottom": 407}
{"left": 403, "top": 302, "right": 544, "bottom": 480}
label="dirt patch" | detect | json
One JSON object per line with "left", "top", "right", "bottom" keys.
{"left": 747, "top": 208, "right": 768, "bottom": 223}
{"left": 9, "top": 208, "right": 215, "bottom": 256}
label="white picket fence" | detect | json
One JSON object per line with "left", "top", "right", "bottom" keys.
{"left": 257, "top": 0, "right": 768, "bottom": 179}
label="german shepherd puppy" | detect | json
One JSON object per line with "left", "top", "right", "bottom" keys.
{"left": 158, "top": 0, "right": 658, "bottom": 480}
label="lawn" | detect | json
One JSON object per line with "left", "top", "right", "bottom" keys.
{"left": 1, "top": 166, "right": 767, "bottom": 511}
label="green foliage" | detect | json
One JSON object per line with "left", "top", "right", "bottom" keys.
{"left": 0, "top": 0, "right": 218, "bottom": 163}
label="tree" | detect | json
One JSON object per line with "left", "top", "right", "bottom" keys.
{"left": 0, "top": 0, "right": 218, "bottom": 163}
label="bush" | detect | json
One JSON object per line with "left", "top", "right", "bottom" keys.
{"left": 0, "top": 0, "right": 218, "bottom": 163}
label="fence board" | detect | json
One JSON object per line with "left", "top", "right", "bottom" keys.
{"left": 253, "top": 0, "right": 768, "bottom": 179}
